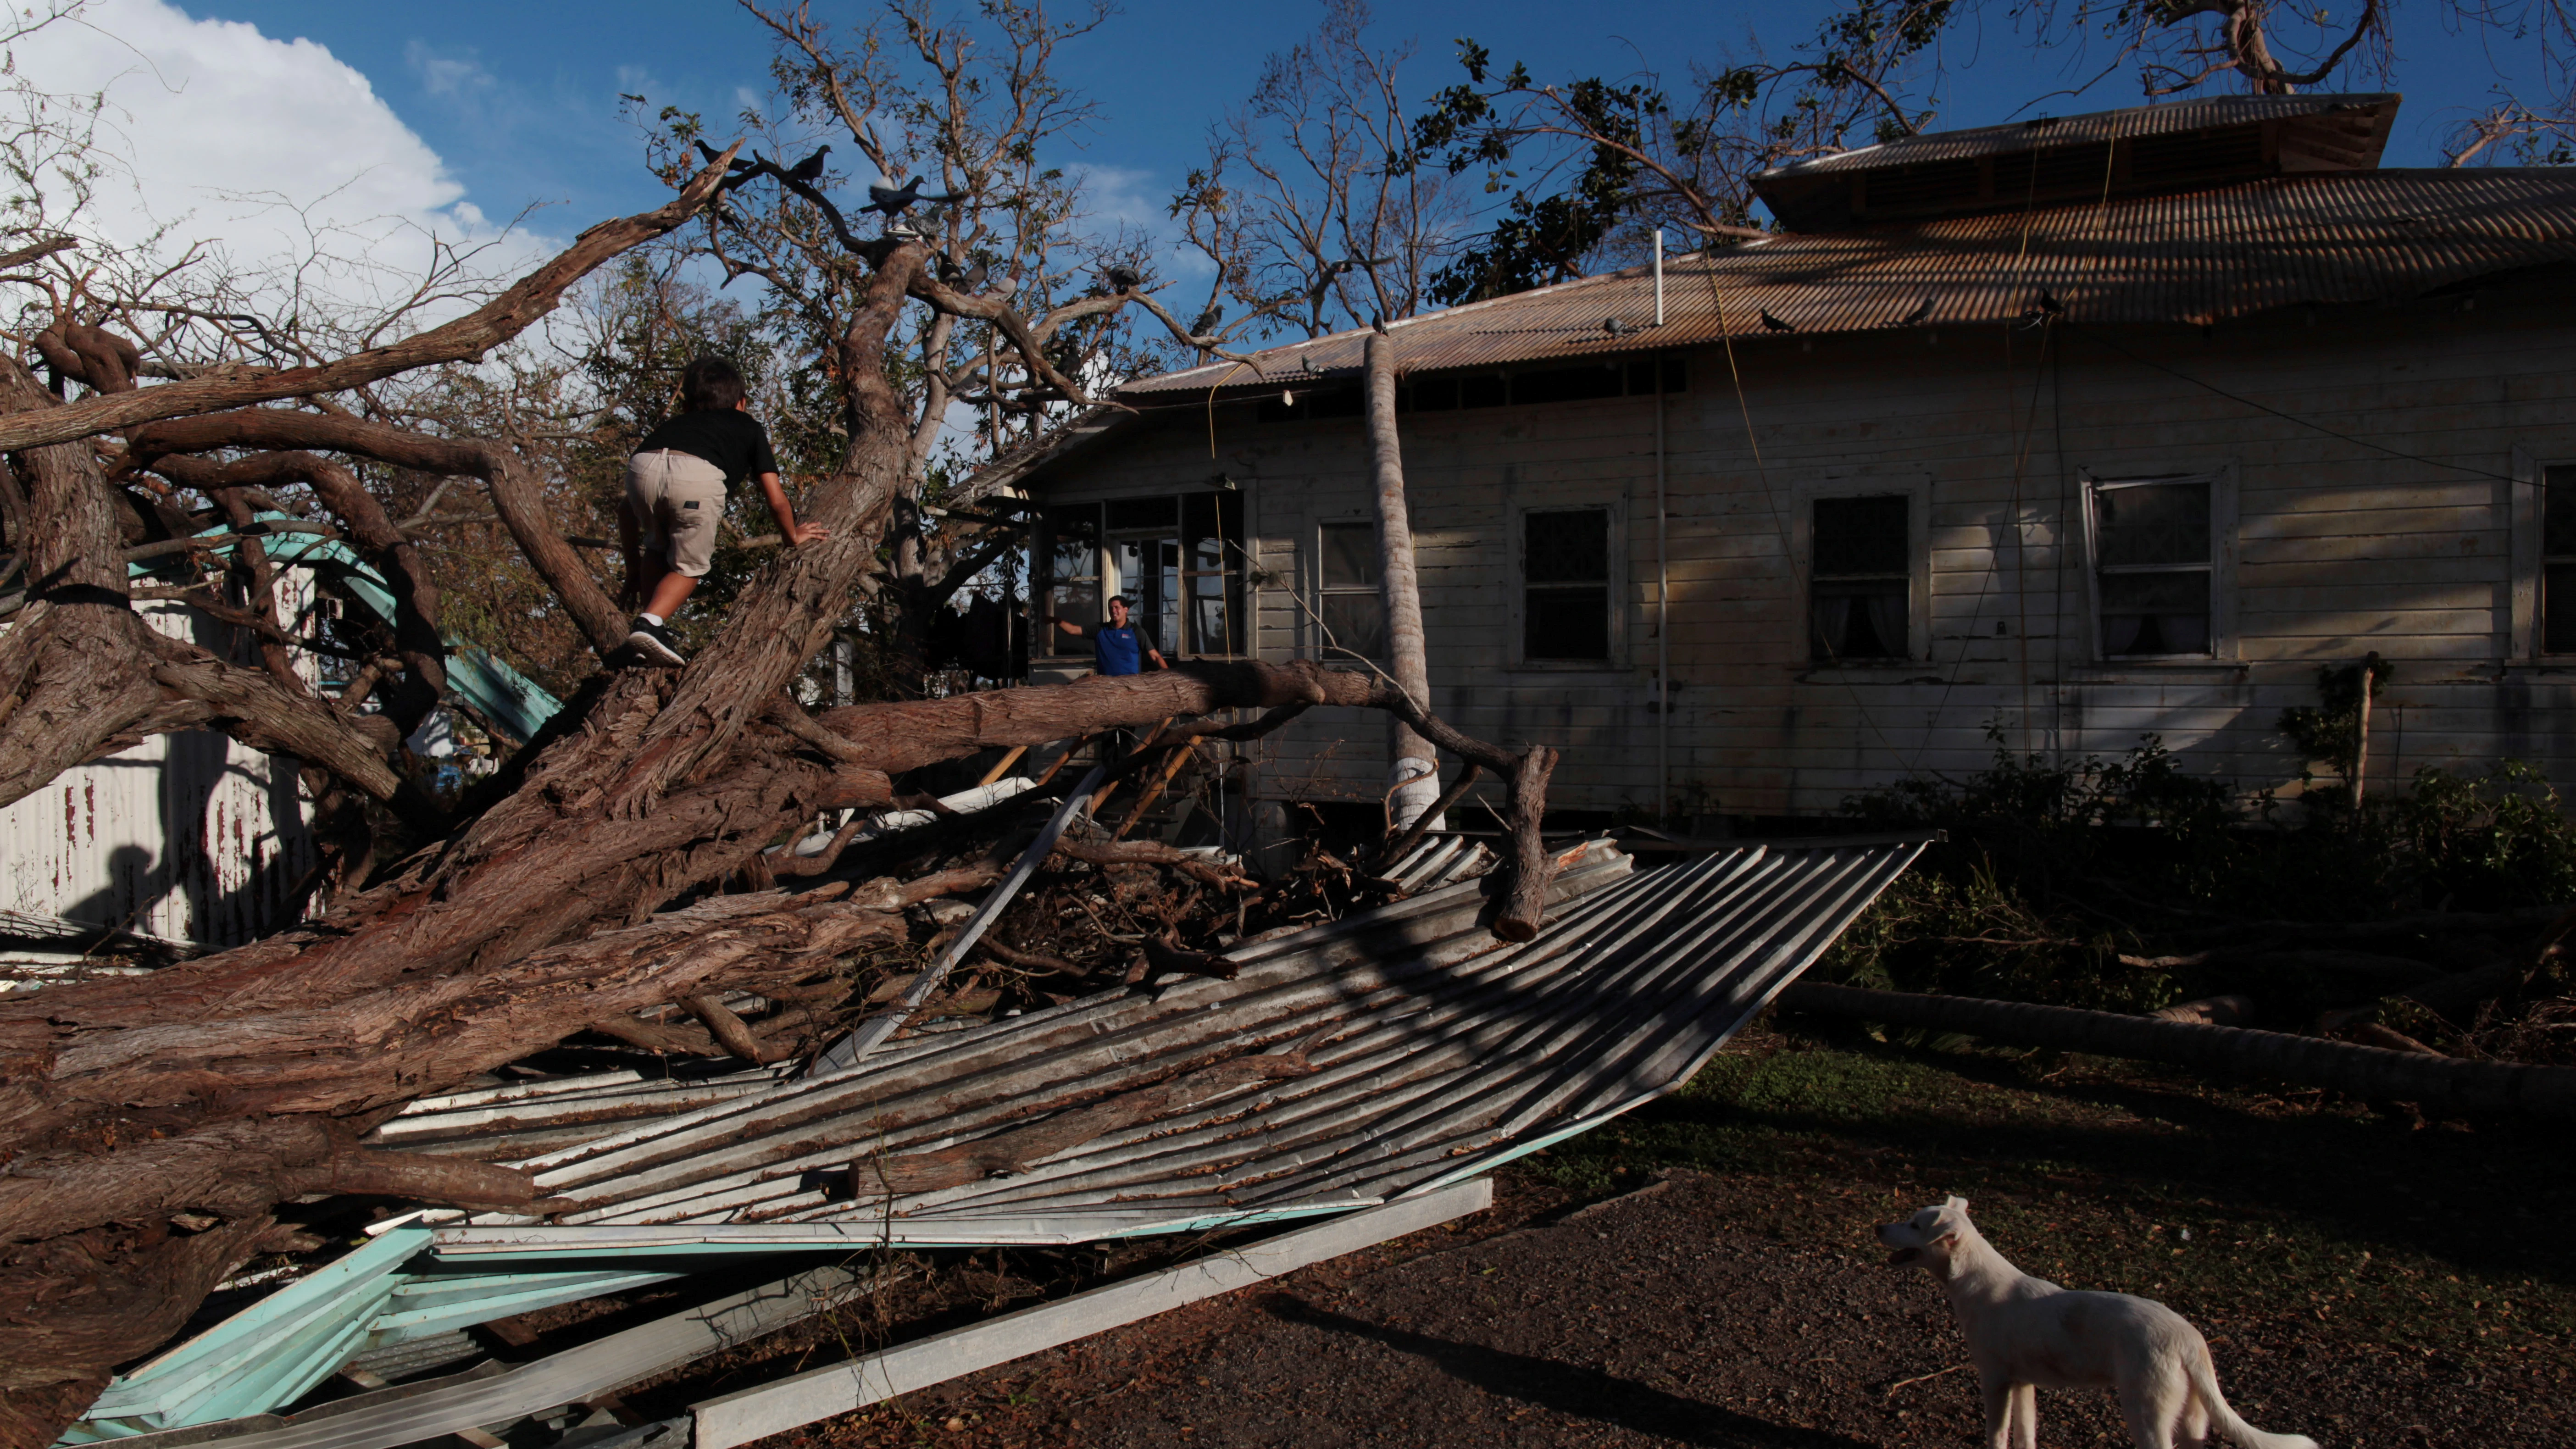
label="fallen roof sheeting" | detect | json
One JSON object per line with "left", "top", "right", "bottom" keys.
{"left": 432, "top": 836, "right": 1923, "bottom": 1255}
{"left": 63, "top": 835, "right": 1921, "bottom": 1447}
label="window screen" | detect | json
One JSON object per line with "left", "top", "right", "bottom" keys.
{"left": 1523, "top": 508, "right": 1611, "bottom": 661}
{"left": 1810, "top": 495, "right": 1910, "bottom": 660}
{"left": 1316, "top": 521, "right": 1385, "bottom": 660}
{"left": 2092, "top": 478, "right": 2213, "bottom": 656}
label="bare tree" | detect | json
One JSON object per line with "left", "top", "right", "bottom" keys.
{"left": 0, "top": 8, "right": 1563, "bottom": 1439}
{"left": 1170, "top": 0, "right": 1467, "bottom": 341}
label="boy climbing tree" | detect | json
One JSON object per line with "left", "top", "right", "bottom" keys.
{"left": 620, "top": 355, "right": 828, "bottom": 663}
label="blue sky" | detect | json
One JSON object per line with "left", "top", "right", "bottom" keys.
{"left": 185, "top": 0, "right": 2554, "bottom": 245}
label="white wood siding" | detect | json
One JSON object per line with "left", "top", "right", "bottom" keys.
{"left": 1036, "top": 277, "right": 2576, "bottom": 817}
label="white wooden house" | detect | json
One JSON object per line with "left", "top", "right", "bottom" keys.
{"left": 0, "top": 530, "right": 560, "bottom": 963}
{"left": 1004, "top": 92, "right": 2576, "bottom": 823}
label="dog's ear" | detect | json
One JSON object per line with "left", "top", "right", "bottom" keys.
{"left": 1944, "top": 1194, "right": 1968, "bottom": 1213}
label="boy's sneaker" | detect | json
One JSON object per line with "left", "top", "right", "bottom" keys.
{"left": 627, "top": 616, "right": 686, "bottom": 665}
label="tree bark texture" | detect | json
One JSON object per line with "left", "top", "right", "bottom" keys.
{"left": 1363, "top": 330, "right": 1438, "bottom": 828}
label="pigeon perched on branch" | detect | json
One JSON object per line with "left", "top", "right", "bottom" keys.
{"left": 1190, "top": 304, "right": 1223, "bottom": 336}
{"left": 694, "top": 139, "right": 755, "bottom": 172}
{"left": 1102, "top": 264, "right": 1144, "bottom": 292}
{"left": 786, "top": 145, "right": 831, "bottom": 183}
{"left": 862, "top": 175, "right": 965, "bottom": 216}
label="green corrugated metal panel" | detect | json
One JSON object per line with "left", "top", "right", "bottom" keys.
{"left": 134, "top": 520, "right": 561, "bottom": 742}
{"left": 60, "top": 1227, "right": 675, "bottom": 1445}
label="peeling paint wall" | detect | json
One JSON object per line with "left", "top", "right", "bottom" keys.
{"left": 0, "top": 599, "right": 315, "bottom": 947}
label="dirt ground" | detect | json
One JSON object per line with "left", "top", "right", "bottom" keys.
{"left": 638, "top": 1019, "right": 2576, "bottom": 1448}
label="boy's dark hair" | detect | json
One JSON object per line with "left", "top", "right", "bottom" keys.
{"left": 681, "top": 355, "right": 747, "bottom": 413}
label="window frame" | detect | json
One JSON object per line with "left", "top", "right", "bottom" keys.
{"left": 1033, "top": 491, "right": 1249, "bottom": 664}
{"left": 1791, "top": 475, "right": 1933, "bottom": 670}
{"left": 1507, "top": 496, "right": 1627, "bottom": 671}
{"left": 2509, "top": 445, "right": 2576, "bottom": 660}
{"left": 1310, "top": 515, "right": 1387, "bottom": 664}
{"left": 2077, "top": 466, "right": 2237, "bottom": 664}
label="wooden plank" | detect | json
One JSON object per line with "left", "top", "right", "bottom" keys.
{"left": 690, "top": 1180, "right": 1494, "bottom": 1449}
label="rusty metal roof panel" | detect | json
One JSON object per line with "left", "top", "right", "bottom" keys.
{"left": 424, "top": 836, "right": 1925, "bottom": 1255}
{"left": 1756, "top": 93, "right": 2398, "bottom": 178}
{"left": 1117, "top": 169, "right": 2576, "bottom": 400}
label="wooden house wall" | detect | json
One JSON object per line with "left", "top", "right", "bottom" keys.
{"left": 1033, "top": 275, "right": 2576, "bottom": 818}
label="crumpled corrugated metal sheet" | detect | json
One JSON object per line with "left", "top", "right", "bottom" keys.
{"left": 1121, "top": 167, "right": 2576, "bottom": 396}
{"left": 1755, "top": 93, "right": 2396, "bottom": 177}
{"left": 425, "top": 835, "right": 1923, "bottom": 1260}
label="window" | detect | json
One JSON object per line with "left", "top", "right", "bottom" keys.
{"left": 1810, "top": 495, "right": 1910, "bottom": 660}
{"left": 2544, "top": 465, "right": 2576, "bottom": 654}
{"left": 1523, "top": 507, "right": 1612, "bottom": 661}
{"left": 2088, "top": 476, "right": 2214, "bottom": 657}
{"left": 1315, "top": 521, "right": 1385, "bottom": 660}
{"left": 1037, "top": 493, "right": 1245, "bottom": 659}
{"left": 1038, "top": 505, "right": 1099, "bottom": 658}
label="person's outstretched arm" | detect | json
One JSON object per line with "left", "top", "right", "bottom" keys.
{"left": 757, "top": 472, "right": 827, "bottom": 545}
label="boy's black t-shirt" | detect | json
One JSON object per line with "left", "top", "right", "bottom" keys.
{"left": 634, "top": 409, "right": 780, "bottom": 491}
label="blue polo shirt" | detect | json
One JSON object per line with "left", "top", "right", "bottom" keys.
{"left": 1094, "top": 624, "right": 1147, "bottom": 676}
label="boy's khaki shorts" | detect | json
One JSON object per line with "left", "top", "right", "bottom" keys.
{"left": 625, "top": 450, "right": 728, "bottom": 577}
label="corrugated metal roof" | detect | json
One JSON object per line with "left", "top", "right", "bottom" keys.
{"left": 418, "top": 835, "right": 1922, "bottom": 1255}
{"left": 1117, "top": 168, "right": 2576, "bottom": 399}
{"left": 1756, "top": 93, "right": 2398, "bottom": 178}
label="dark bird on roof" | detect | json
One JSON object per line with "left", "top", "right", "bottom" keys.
{"left": 1759, "top": 309, "right": 1795, "bottom": 333}
{"left": 1103, "top": 264, "right": 1145, "bottom": 292}
{"left": 1899, "top": 295, "right": 1933, "bottom": 326}
{"left": 1603, "top": 316, "right": 1629, "bottom": 336}
{"left": 862, "top": 175, "right": 964, "bottom": 215}
{"left": 2036, "top": 289, "right": 2065, "bottom": 315}
{"left": 1371, "top": 313, "right": 1389, "bottom": 335}
{"left": 786, "top": 145, "right": 831, "bottom": 183}
{"left": 1190, "top": 304, "right": 1223, "bottom": 336}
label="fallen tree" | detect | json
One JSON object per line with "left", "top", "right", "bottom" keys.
{"left": 0, "top": 111, "right": 1560, "bottom": 1449}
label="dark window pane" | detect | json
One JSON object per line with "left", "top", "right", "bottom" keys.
{"left": 1183, "top": 492, "right": 1244, "bottom": 566}
{"left": 1188, "top": 569, "right": 1240, "bottom": 654}
{"left": 2546, "top": 466, "right": 2576, "bottom": 559}
{"left": 1813, "top": 495, "right": 1909, "bottom": 577}
{"left": 1526, "top": 586, "right": 1610, "bottom": 659}
{"left": 2095, "top": 482, "right": 2210, "bottom": 567}
{"left": 1320, "top": 522, "right": 1378, "bottom": 588}
{"left": 2547, "top": 563, "right": 2576, "bottom": 653}
{"left": 1407, "top": 377, "right": 1459, "bottom": 411}
{"left": 1104, "top": 497, "right": 1177, "bottom": 530}
{"left": 1320, "top": 592, "right": 1386, "bottom": 659}
{"left": 1622, "top": 358, "right": 1688, "bottom": 396}
{"left": 1525, "top": 509, "right": 1610, "bottom": 584}
{"left": 1511, "top": 365, "right": 1624, "bottom": 406}
{"left": 1811, "top": 579, "right": 1908, "bottom": 660}
{"left": 2099, "top": 570, "right": 2211, "bottom": 655}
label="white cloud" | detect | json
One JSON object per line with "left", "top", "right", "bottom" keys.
{"left": 11, "top": 0, "right": 547, "bottom": 319}
{"left": 405, "top": 40, "right": 497, "bottom": 102}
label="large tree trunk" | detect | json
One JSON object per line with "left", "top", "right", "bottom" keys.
{"left": 1363, "top": 329, "right": 1439, "bottom": 831}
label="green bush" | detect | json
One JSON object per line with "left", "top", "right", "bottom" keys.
{"left": 1820, "top": 725, "right": 2576, "bottom": 1008}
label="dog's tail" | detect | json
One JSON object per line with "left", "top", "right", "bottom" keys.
{"left": 2186, "top": 1341, "right": 2318, "bottom": 1449}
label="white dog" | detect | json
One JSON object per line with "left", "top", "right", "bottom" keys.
{"left": 1876, "top": 1196, "right": 2317, "bottom": 1449}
